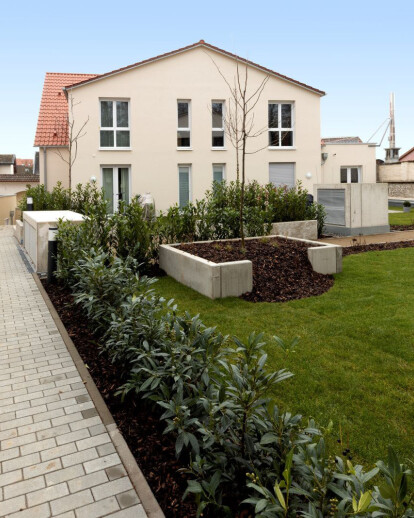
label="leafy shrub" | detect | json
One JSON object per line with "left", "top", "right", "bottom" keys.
{"left": 60, "top": 246, "right": 413, "bottom": 517}
{"left": 157, "top": 180, "right": 326, "bottom": 242}
{"left": 18, "top": 181, "right": 103, "bottom": 214}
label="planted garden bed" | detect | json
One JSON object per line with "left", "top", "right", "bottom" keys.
{"left": 177, "top": 237, "right": 335, "bottom": 303}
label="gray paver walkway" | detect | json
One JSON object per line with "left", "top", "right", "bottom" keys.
{"left": 0, "top": 227, "right": 147, "bottom": 517}
{"left": 320, "top": 229, "right": 414, "bottom": 247}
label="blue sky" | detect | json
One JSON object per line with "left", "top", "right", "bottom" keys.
{"left": 0, "top": 0, "right": 413, "bottom": 159}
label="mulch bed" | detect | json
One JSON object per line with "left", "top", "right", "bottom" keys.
{"left": 343, "top": 240, "right": 414, "bottom": 256}
{"left": 178, "top": 237, "right": 334, "bottom": 303}
{"left": 42, "top": 280, "right": 197, "bottom": 518}
{"left": 391, "top": 224, "right": 414, "bottom": 231}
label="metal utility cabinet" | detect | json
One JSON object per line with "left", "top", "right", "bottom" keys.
{"left": 315, "top": 183, "right": 390, "bottom": 236}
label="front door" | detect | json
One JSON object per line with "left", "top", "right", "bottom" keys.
{"left": 102, "top": 167, "right": 130, "bottom": 212}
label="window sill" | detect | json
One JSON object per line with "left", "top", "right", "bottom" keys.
{"left": 99, "top": 148, "right": 132, "bottom": 151}
{"left": 268, "top": 147, "right": 296, "bottom": 150}
{"left": 212, "top": 147, "right": 227, "bottom": 151}
{"left": 177, "top": 147, "right": 193, "bottom": 151}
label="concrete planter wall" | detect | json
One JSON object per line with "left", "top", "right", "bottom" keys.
{"left": 23, "top": 211, "right": 84, "bottom": 273}
{"left": 270, "top": 220, "right": 317, "bottom": 240}
{"left": 159, "top": 236, "right": 342, "bottom": 299}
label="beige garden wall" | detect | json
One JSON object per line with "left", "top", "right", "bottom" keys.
{"left": 66, "top": 46, "right": 322, "bottom": 211}
{"left": 321, "top": 143, "right": 377, "bottom": 184}
{"left": 0, "top": 195, "right": 17, "bottom": 223}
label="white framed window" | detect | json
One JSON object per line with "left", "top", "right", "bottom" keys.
{"left": 177, "top": 101, "right": 191, "bottom": 148}
{"left": 212, "top": 101, "right": 225, "bottom": 148}
{"left": 269, "top": 163, "right": 295, "bottom": 188}
{"left": 101, "top": 166, "right": 130, "bottom": 213}
{"left": 100, "top": 100, "right": 130, "bottom": 149}
{"left": 213, "top": 164, "right": 225, "bottom": 183}
{"left": 178, "top": 165, "right": 191, "bottom": 207}
{"left": 340, "top": 166, "right": 361, "bottom": 183}
{"left": 268, "top": 102, "right": 294, "bottom": 148}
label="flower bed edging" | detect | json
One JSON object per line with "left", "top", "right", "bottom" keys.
{"left": 159, "top": 236, "right": 342, "bottom": 299}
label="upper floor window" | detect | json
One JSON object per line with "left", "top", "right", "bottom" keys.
{"left": 212, "top": 101, "right": 224, "bottom": 148}
{"left": 268, "top": 103, "right": 293, "bottom": 147}
{"left": 177, "top": 101, "right": 191, "bottom": 148}
{"left": 340, "top": 166, "right": 361, "bottom": 183}
{"left": 100, "top": 100, "right": 130, "bottom": 148}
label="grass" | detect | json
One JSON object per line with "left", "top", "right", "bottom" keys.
{"left": 154, "top": 248, "right": 414, "bottom": 465}
{"left": 389, "top": 206, "right": 414, "bottom": 226}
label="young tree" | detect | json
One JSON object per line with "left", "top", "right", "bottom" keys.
{"left": 210, "top": 56, "right": 269, "bottom": 246}
{"left": 55, "top": 94, "right": 89, "bottom": 190}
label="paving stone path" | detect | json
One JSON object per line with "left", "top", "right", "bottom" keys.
{"left": 0, "top": 227, "right": 147, "bottom": 517}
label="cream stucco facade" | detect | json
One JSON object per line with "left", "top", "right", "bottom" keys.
{"left": 50, "top": 45, "right": 322, "bottom": 211}
{"left": 37, "top": 43, "right": 380, "bottom": 212}
{"left": 0, "top": 164, "right": 14, "bottom": 175}
{"left": 320, "top": 143, "right": 377, "bottom": 184}
{"left": 39, "top": 147, "right": 70, "bottom": 189}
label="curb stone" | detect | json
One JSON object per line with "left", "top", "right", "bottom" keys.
{"left": 33, "top": 273, "right": 165, "bottom": 518}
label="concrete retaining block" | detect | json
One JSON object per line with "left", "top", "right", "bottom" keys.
{"left": 270, "top": 220, "right": 317, "bottom": 240}
{"left": 160, "top": 236, "right": 342, "bottom": 299}
{"left": 159, "top": 245, "right": 252, "bottom": 299}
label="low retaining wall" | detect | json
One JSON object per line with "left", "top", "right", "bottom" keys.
{"left": 270, "top": 220, "right": 317, "bottom": 240}
{"left": 159, "top": 245, "right": 252, "bottom": 299}
{"left": 159, "top": 236, "right": 342, "bottom": 299}
{"left": 13, "top": 219, "right": 23, "bottom": 244}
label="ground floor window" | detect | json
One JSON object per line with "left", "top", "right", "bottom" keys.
{"left": 178, "top": 165, "right": 191, "bottom": 208}
{"left": 101, "top": 166, "right": 130, "bottom": 213}
{"left": 340, "top": 166, "right": 361, "bottom": 183}
{"left": 213, "top": 164, "right": 225, "bottom": 183}
{"left": 269, "top": 162, "right": 295, "bottom": 188}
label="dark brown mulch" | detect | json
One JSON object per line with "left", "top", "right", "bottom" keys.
{"left": 178, "top": 237, "right": 334, "bottom": 303}
{"left": 343, "top": 240, "right": 414, "bottom": 256}
{"left": 42, "top": 280, "right": 197, "bottom": 518}
{"left": 391, "top": 224, "right": 414, "bottom": 231}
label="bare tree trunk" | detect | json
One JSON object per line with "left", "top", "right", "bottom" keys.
{"left": 54, "top": 95, "right": 88, "bottom": 194}
{"left": 240, "top": 110, "right": 247, "bottom": 248}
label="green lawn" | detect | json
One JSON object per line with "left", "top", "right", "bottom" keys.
{"left": 154, "top": 248, "right": 414, "bottom": 465}
{"left": 389, "top": 206, "right": 414, "bottom": 226}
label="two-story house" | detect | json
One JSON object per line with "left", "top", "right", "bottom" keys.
{"left": 34, "top": 41, "right": 375, "bottom": 212}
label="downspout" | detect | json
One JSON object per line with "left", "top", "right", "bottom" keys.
{"left": 43, "top": 147, "right": 47, "bottom": 190}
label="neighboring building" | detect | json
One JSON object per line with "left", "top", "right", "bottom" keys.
{"left": 0, "top": 155, "right": 16, "bottom": 175}
{"left": 400, "top": 146, "right": 414, "bottom": 162}
{"left": 320, "top": 137, "right": 377, "bottom": 184}
{"left": 377, "top": 145, "right": 414, "bottom": 198}
{"left": 0, "top": 155, "right": 39, "bottom": 223}
{"left": 34, "top": 40, "right": 376, "bottom": 212}
{"left": 16, "top": 158, "right": 34, "bottom": 175}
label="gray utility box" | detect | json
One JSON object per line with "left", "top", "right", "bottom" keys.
{"left": 23, "top": 211, "right": 84, "bottom": 273}
{"left": 315, "top": 183, "right": 390, "bottom": 236}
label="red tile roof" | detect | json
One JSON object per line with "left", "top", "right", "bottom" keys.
{"left": 321, "top": 136, "right": 363, "bottom": 145}
{"left": 16, "top": 159, "right": 33, "bottom": 167}
{"left": 0, "top": 174, "right": 39, "bottom": 183}
{"left": 65, "top": 40, "right": 325, "bottom": 96}
{"left": 399, "top": 146, "right": 414, "bottom": 162}
{"left": 34, "top": 73, "right": 97, "bottom": 147}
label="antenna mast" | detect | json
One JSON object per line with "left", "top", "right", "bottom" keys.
{"left": 385, "top": 92, "right": 400, "bottom": 163}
